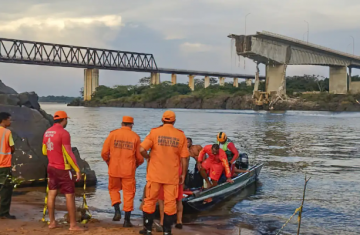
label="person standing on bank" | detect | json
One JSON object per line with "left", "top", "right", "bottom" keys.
{"left": 139, "top": 110, "right": 189, "bottom": 235}
{"left": 42, "top": 111, "right": 85, "bottom": 231}
{"left": 0, "top": 112, "right": 15, "bottom": 219}
{"left": 101, "top": 116, "right": 144, "bottom": 227}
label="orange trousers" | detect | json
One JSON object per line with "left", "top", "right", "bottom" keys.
{"left": 108, "top": 176, "right": 136, "bottom": 212}
{"left": 143, "top": 181, "right": 178, "bottom": 215}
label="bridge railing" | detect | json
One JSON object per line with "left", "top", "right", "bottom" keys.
{"left": 0, "top": 38, "right": 158, "bottom": 71}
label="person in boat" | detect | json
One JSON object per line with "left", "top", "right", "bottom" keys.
{"left": 217, "top": 132, "right": 250, "bottom": 176}
{"left": 197, "top": 144, "right": 233, "bottom": 188}
{"left": 183, "top": 138, "right": 203, "bottom": 189}
{"left": 187, "top": 138, "right": 203, "bottom": 162}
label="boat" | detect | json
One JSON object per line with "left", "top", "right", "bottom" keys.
{"left": 182, "top": 163, "right": 263, "bottom": 213}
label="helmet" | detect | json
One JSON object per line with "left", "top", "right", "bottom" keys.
{"left": 217, "top": 132, "right": 227, "bottom": 143}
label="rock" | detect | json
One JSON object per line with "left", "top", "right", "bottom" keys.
{"left": 67, "top": 98, "right": 84, "bottom": 106}
{"left": 18, "top": 92, "right": 40, "bottom": 110}
{"left": 0, "top": 82, "right": 97, "bottom": 187}
{"left": 0, "top": 80, "right": 17, "bottom": 94}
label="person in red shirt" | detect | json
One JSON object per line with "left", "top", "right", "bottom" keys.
{"left": 42, "top": 111, "right": 85, "bottom": 231}
{"left": 197, "top": 144, "right": 233, "bottom": 188}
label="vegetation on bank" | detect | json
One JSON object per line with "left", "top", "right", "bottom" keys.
{"left": 39, "top": 95, "right": 79, "bottom": 103}
{"left": 71, "top": 75, "right": 360, "bottom": 106}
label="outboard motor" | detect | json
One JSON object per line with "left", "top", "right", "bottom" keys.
{"left": 236, "top": 153, "right": 249, "bottom": 169}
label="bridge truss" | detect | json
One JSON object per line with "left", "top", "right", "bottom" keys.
{"left": 0, "top": 38, "right": 158, "bottom": 72}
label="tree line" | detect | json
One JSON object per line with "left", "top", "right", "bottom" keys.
{"left": 87, "top": 74, "right": 360, "bottom": 103}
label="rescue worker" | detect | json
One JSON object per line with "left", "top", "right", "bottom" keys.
{"left": 0, "top": 112, "right": 15, "bottom": 219}
{"left": 217, "top": 132, "right": 250, "bottom": 175}
{"left": 216, "top": 132, "right": 239, "bottom": 166}
{"left": 139, "top": 110, "right": 189, "bottom": 235}
{"left": 42, "top": 111, "right": 85, "bottom": 231}
{"left": 101, "top": 116, "right": 144, "bottom": 227}
{"left": 197, "top": 144, "right": 233, "bottom": 188}
{"left": 158, "top": 163, "right": 183, "bottom": 230}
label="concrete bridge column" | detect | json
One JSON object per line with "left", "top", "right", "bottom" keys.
{"left": 329, "top": 66, "right": 347, "bottom": 94}
{"left": 83, "top": 68, "right": 99, "bottom": 101}
{"left": 171, "top": 74, "right": 177, "bottom": 85}
{"left": 233, "top": 78, "right": 238, "bottom": 87}
{"left": 246, "top": 78, "right": 252, "bottom": 86}
{"left": 189, "top": 75, "right": 195, "bottom": 91}
{"left": 219, "top": 77, "right": 225, "bottom": 86}
{"left": 265, "top": 64, "right": 286, "bottom": 95}
{"left": 150, "top": 72, "right": 160, "bottom": 85}
{"left": 204, "top": 76, "right": 210, "bottom": 88}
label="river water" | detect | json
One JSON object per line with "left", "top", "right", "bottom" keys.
{"left": 39, "top": 103, "right": 360, "bottom": 235}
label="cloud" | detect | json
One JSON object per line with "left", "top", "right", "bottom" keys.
{"left": 180, "top": 42, "right": 212, "bottom": 53}
{"left": 2, "top": 0, "right": 360, "bottom": 96}
{"left": 0, "top": 15, "right": 122, "bottom": 32}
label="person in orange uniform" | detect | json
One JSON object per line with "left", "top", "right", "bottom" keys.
{"left": 42, "top": 111, "right": 85, "bottom": 231}
{"left": 0, "top": 112, "right": 16, "bottom": 219}
{"left": 197, "top": 144, "right": 233, "bottom": 188}
{"left": 157, "top": 164, "right": 183, "bottom": 230}
{"left": 139, "top": 110, "right": 189, "bottom": 235}
{"left": 101, "top": 116, "right": 144, "bottom": 227}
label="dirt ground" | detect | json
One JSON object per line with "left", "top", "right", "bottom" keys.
{"left": 0, "top": 191, "right": 255, "bottom": 235}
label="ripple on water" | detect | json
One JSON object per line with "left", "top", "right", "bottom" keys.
{"left": 39, "top": 104, "right": 360, "bottom": 235}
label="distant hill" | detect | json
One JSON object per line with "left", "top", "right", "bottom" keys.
{"left": 39, "top": 95, "right": 79, "bottom": 103}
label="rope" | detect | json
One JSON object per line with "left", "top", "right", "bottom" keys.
{"left": 80, "top": 174, "right": 92, "bottom": 224}
{"left": 4, "top": 173, "right": 92, "bottom": 224}
{"left": 275, "top": 206, "right": 302, "bottom": 235}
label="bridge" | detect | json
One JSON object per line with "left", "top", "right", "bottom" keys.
{"left": 228, "top": 31, "right": 360, "bottom": 95}
{"left": 0, "top": 37, "right": 263, "bottom": 100}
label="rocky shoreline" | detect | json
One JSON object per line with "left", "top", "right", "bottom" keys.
{"left": 0, "top": 80, "right": 97, "bottom": 187}
{"left": 69, "top": 94, "right": 360, "bottom": 112}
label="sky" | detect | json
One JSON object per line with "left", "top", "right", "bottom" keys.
{"left": 1, "top": 0, "right": 360, "bottom": 96}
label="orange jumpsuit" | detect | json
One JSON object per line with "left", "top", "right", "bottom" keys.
{"left": 101, "top": 126, "right": 144, "bottom": 212}
{"left": 141, "top": 124, "right": 189, "bottom": 215}
{"left": 198, "top": 145, "right": 231, "bottom": 181}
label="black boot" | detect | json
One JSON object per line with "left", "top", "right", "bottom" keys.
{"left": 112, "top": 203, "right": 121, "bottom": 221}
{"left": 123, "top": 211, "right": 133, "bottom": 227}
{"left": 163, "top": 214, "right": 175, "bottom": 235}
{"left": 139, "top": 212, "right": 153, "bottom": 235}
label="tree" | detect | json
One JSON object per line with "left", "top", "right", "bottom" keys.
{"left": 138, "top": 77, "right": 151, "bottom": 86}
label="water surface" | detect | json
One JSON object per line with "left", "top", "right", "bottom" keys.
{"left": 40, "top": 104, "right": 360, "bottom": 235}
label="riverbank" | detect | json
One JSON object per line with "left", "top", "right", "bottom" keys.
{"left": 69, "top": 93, "right": 360, "bottom": 112}
{"left": 1, "top": 188, "right": 254, "bottom": 235}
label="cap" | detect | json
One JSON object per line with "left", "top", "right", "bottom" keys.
{"left": 54, "top": 111, "right": 69, "bottom": 120}
{"left": 162, "top": 110, "right": 176, "bottom": 122}
{"left": 122, "top": 116, "right": 134, "bottom": 124}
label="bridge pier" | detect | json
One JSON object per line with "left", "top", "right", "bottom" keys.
{"left": 204, "top": 76, "right": 210, "bottom": 88}
{"left": 329, "top": 66, "right": 347, "bottom": 94}
{"left": 265, "top": 64, "right": 286, "bottom": 96}
{"left": 83, "top": 68, "right": 99, "bottom": 101}
{"left": 219, "top": 77, "right": 225, "bottom": 86}
{"left": 233, "top": 78, "right": 238, "bottom": 87}
{"left": 246, "top": 78, "right": 252, "bottom": 86}
{"left": 150, "top": 72, "right": 160, "bottom": 85}
{"left": 171, "top": 74, "right": 177, "bottom": 85}
{"left": 189, "top": 75, "right": 195, "bottom": 91}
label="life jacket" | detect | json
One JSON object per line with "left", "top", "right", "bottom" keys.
{"left": 217, "top": 138, "right": 234, "bottom": 162}
{"left": 0, "top": 128, "right": 12, "bottom": 168}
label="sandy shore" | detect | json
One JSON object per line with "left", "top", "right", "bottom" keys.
{"left": 0, "top": 189, "right": 255, "bottom": 235}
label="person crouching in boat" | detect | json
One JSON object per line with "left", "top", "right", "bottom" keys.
{"left": 197, "top": 144, "right": 233, "bottom": 188}
{"left": 217, "top": 132, "right": 250, "bottom": 176}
